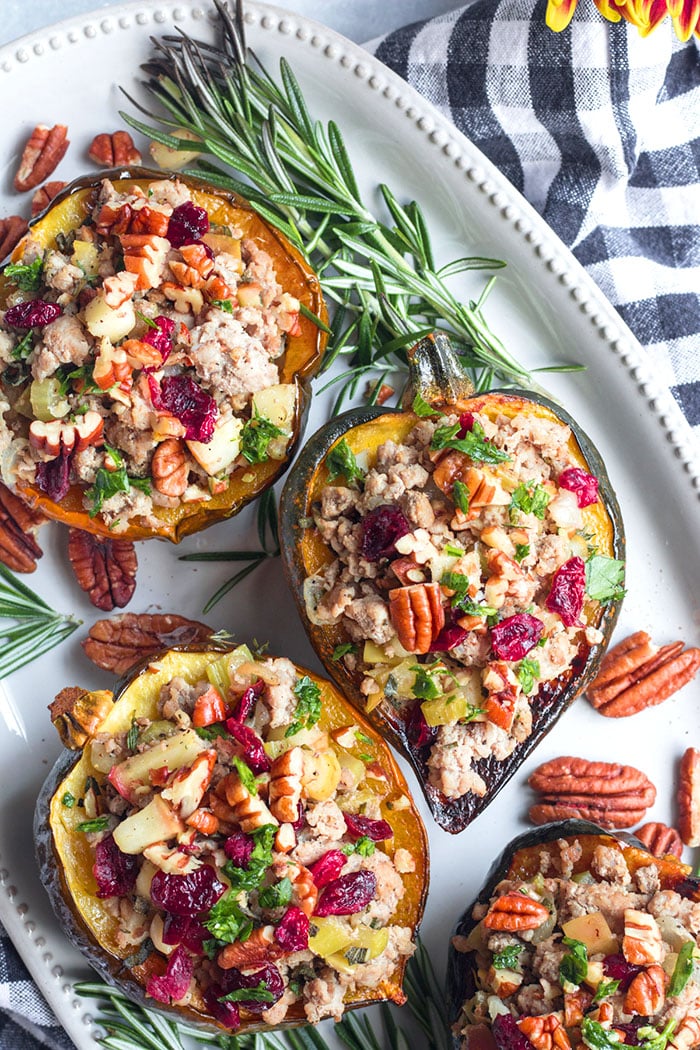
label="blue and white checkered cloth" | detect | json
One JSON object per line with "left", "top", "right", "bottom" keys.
{"left": 2, "top": 2, "right": 699, "bottom": 1047}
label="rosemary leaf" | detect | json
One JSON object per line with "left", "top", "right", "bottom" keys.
{"left": 0, "top": 566, "right": 80, "bottom": 679}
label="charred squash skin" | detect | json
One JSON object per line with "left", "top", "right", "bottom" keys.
{"left": 445, "top": 819, "right": 700, "bottom": 1047}
{"left": 279, "top": 335, "right": 625, "bottom": 833}
{"left": 1, "top": 168, "right": 327, "bottom": 542}
{"left": 34, "top": 644, "right": 429, "bottom": 1035}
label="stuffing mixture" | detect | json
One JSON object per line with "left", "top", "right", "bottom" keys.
{"left": 0, "top": 177, "right": 302, "bottom": 530}
{"left": 453, "top": 837, "right": 700, "bottom": 1050}
{"left": 304, "top": 408, "right": 623, "bottom": 801}
{"left": 68, "top": 646, "right": 416, "bottom": 1027}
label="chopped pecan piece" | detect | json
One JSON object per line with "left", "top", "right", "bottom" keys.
{"left": 152, "top": 438, "right": 188, "bottom": 498}
{"left": 623, "top": 908, "right": 663, "bottom": 964}
{"left": 483, "top": 892, "right": 549, "bottom": 931}
{"left": 623, "top": 963, "right": 666, "bottom": 1015}
{"left": 88, "top": 130, "right": 142, "bottom": 167}
{"left": 0, "top": 483, "right": 45, "bottom": 572}
{"left": 216, "top": 772, "right": 278, "bottom": 833}
{"left": 528, "top": 756, "right": 656, "bottom": 829}
{"left": 67, "top": 529, "right": 137, "bottom": 611}
{"left": 31, "top": 180, "right": 66, "bottom": 217}
{"left": 0, "top": 214, "right": 29, "bottom": 258}
{"left": 388, "top": 581, "right": 445, "bottom": 653}
{"left": 634, "top": 820, "right": 683, "bottom": 858}
{"left": 670, "top": 1017, "right": 700, "bottom": 1050}
{"left": 518, "top": 1014, "right": 571, "bottom": 1050}
{"left": 82, "top": 612, "right": 211, "bottom": 674}
{"left": 14, "top": 123, "right": 69, "bottom": 192}
{"left": 587, "top": 630, "right": 700, "bottom": 717}
{"left": 678, "top": 747, "right": 700, "bottom": 847}
{"left": 564, "top": 988, "right": 593, "bottom": 1026}
{"left": 218, "top": 925, "right": 281, "bottom": 969}
{"left": 269, "top": 747, "right": 303, "bottom": 824}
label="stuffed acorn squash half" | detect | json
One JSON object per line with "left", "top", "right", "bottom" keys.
{"left": 35, "top": 644, "right": 428, "bottom": 1033}
{"left": 447, "top": 819, "right": 700, "bottom": 1050}
{"left": 0, "top": 168, "right": 326, "bottom": 541}
{"left": 280, "top": 334, "right": 625, "bottom": 833}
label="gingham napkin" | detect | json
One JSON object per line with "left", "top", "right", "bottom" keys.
{"left": 373, "top": 0, "right": 700, "bottom": 437}
{"left": 2, "top": 2, "right": 700, "bottom": 1047}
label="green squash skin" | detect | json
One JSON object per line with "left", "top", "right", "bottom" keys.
{"left": 279, "top": 389, "right": 625, "bottom": 834}
{"left": 445, "top": 819, "right": 700, "bottom": 1047}
{"left": 34, "top": 642, "right": 430, "bottom": 1036}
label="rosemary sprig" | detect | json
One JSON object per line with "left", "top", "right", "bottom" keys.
{"left": 76, "top": 938, "right": 450, "bottom": 1050}
{"left": 121, "top": 0, "right": 537, "bottom": 402}
{"left": 179, "top": 487, "right": 279, "bottom": 612}
{"left": 0, "top": 563, "right": 81, "bottom": 678}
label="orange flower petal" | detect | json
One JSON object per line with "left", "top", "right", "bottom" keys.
{"left": 546, "top": 0, "right": 579, "bottom": 31}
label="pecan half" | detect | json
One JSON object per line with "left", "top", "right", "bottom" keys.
{"left": 388, "top": 581, "right": 445, "bottom": 653}
{"left": 0, "top": 483, "right": 45, "bottom": 572}
{"left": 518, "top": 1014, "right": 571, "bottom": 1050}
{"left": 82, "top": 612, "right": 211, "bottom": 674}
{"left": 88, "top": 130, "right": 142, "bottom": 167}
{"left": 67, "top": 528, "right": 137, "bottom": 611}
{"left": 528, "top": 756, "right": 656, "bottom": 829}
{"left": 623, "top": 963, "right": 666, "bottom": 1016}
{"left": 0, "top": 215, "right": 28, "bottom": 258}
{"left": 587, "top": 630, "right": 700, "bottom": 717}
{"left": 634, "top": 821, "right": 683, "bottom": 858}
{"left": 483, "top": 892, "right": 549, "bottom": 931}
{"left": 31, "top": 180, "right": 67, "bottom": 217}
{"left": 217, "top": 925, "right": 282, "bottom": 969}
{"left": 14, "top": 124, "right": 69, "bottom": 192}
{"left": 678, "top": 747, "right": 700, "bottom": 847}
{"left": 152, "top": 438, "right": 188, "bottom": 498}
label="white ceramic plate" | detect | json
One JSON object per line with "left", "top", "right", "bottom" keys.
{"left": 0, "top": 3, "right": 698, "bottom": 1047}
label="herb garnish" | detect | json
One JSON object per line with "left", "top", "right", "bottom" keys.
{"left": 11, "top": 331, "right": 34, "bottom": 361}
{"left": 514, "top": 542, "right": 530, "bottom": 563}
{"left": 285, "top": 676, "right": 322, "bottom": 737}
{"left": 0, "top": 563, "right": 81, "bottom": 680}
{"left": 492, "top": 944, "right": 523, "bottom": 970}
{"left": 126, "top": 716, "right": 139, "bottom": 752}
{"left": 86, "top": 445, "right": 151, "bottom": 517}
{"left": 326, "top": 438, "right": 365, "bottom": 487}
{"left": 61, "top": 792, "right": 76, "bottom": 808}
{"left": 210, "top": 298, "right": 233, "bottom": 312}
{"left": 591, "top": 978, "right": 620, "bottom": 1003}
{"left": 5, "top": 257, "right": 43, "bottom": 292}
{"left": 440, "top": 572, "right": 497, "bottom": 618}
{"left": 430, "top": 420, "right": 510, "bottom": 465}
{"left": 516, "top": 657, "right": 540, "bottom": 695}
{"left": 559, "top": 936, "right": 588, "bottom": 989}
{"left": 218, "top": 981, "right": 275, "bottom": 1004}
{"left": 240, "top": 415, "right": 285, "bottom": 464}
{"left": 342, "top": 837, "right": 376, "bottom": 858}
{"left": 585, "top": 554, "right": 626, "bottom": 603}
{"left": 232, "top": 755, "right": 260, "bottom": 795}
{"left": 223, "top": 824, "right": 276, "bottom": 893}
{"left": 453, "top": 480, "right": 469, "bottom": 514}
{"left": 412, "top": 392, "right": 443, "bottom": 418}
{"left": 509, "top": 480, "right": 551, "bottom": 521}
{"left": 203, "top": 892, "right": 253, "bottom": 944}
{"left": 76, "top": 816, "right": 110, "bottom": 833}
{"left": 258, "top": 877, "right": 293, "bottom": 909}
{"left": 332, "top": 642, "right": 356, "bottom": 661}
{"left": 668, "top": 940, "right": 695, "bottom": 996}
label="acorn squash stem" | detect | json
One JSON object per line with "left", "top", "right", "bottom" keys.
{"left": 405, "top": 333, "right": 474, "bottom": 409}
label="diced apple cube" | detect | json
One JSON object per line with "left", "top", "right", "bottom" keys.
{"left": 186, "top": 415, "right": 244, "bottom": 476}
{"left": 161, "top": 750, "right": 217, "bottom": 819}
{"left": 113, "top": 796, "right": 185, "bottom": 854}
{"left": 108, "top": 729, "right": 205, "bottom": 805}
{"left": 562, "top": 912, "right": 618, "bottom": 956}
{"left": 302, "top": 749, "right": 341, "bottom": 801}
{"left": 252, "top": 384, "right": 296, "bottom": 459}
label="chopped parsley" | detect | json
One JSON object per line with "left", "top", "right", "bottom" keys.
{"left": 331, "top": 643, "right": 356, "bottom": 661}
{"left": 210, "top": 298, "right": 233, "bottom": 313}
{"left": 76, "top": 816, "right": 109, "bottom": 833}
{"left": 326, "top": 438, "right": 365, "bottom": 487}
{"left": 516, "top": 656, "right": 540, "bottom": 695}
{"left": 514, "top": 542, "right": 530, "bottom": 563}
{"left": 86, "top": 445, "right": 151, "bottom": 517}
{"left": 410, "top": 663, "right": 444, "bottom": 700}
{"left": 440, "top": 572, "right": 496, "bottom": 618}
{"left": 430, "top": 419, "right": 510, "bottom": 465}
{"left": 591, "top": 978, "right": 620, "bottom": 1004}
{"left": 582, "top": 1018, "right": 676, "bottom": 1050}
{"left": 232, "top": 755, "right": 260, "bottom": 796}
{"left": 195, "top": 723, "right": 229, "bottom": 741}
{"left": 491, "top": 944, "right": 523, "bottom": 970}
{"left": 668, "top": 940, "right": 695, "bottom": 996}
{"left": 135, "top": 311, "right": 159, "bottom": 329}
{"left": 285, "top": 676, "right": 322, "bottom": 737}
{"left": 559, "top": 936, "right": 588, "bottom": 989}
{"left": 224, "top": 824, "right": 276, "bottom": 893}
{"left": 5, "top": 257, "right": 43, "bottom": 292}
{"left": 411, "top": 392, "right": 443, "bottom": 418}
{"left": 453, "top": 479, "right": 469, "bottom": 514}
{"left": 258, "top": 877, "right": 293, "bottom": 909}
{"left": 219, "top": 981, "right": 275, "bottom": 1004}
{"left": 444, "top": 543, "right": 465, "bottom": 557}
{"left": 585, "top": 554, "right": 626, "bottom": 603}
{"left": 342, "top": 837, "right": 376, "bottom": 858}
{"left": 203, "top": 892, "right": 253, "bottom": 945}
{"left": 61, "top": 792, "right": 76, "bottom": 808}
{"left": 240, "top": 415, "right": 285, "bottom": 464}
{"left": 11, "top": 331, "right": 34, "bottom": 361}
{"left": 509, "top": 480, "right": 551, "bottom": 522}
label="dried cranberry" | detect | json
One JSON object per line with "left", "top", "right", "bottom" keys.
{"left": 167, "top": 201, "right": 210, "bottom": 248}
{"left": 224, "top": 832, "right": 254, "bottom": 869}
{"left": 150, "top": 865, "right": 226, "bottom": 917}
{"left": 675, "top": 875, "right": 700, "bottom": 900}
{"left": 162, "top": 914, "right": 208, "bottom": 954}
{"left": 231, "top": 678, "right": 265, "bottom": 723}
{"left": 492, "top": 1015, "right": 534, "bottom": 1050}
{"left": 224, "top": 720, "right": 270, "bottom": 775}
{"left": 558, "top": 467, "right": 599, "bottom": 508}
{"left": 202, "top": 984, "right": 241, "bottom": 1029}
{"left": 35, "top": 445, "right": 73, "bottom": 501}
{"left": 314, "top": 870, "right": 377, "bottom": 916}
{"left": 5, "top": 300, "right": 62, "bottom": 328}
{"left": 490, "top": 613, "right": 544, "bottom": 661}
{"left": 146, "top": 944, "right": 194, "bottom": 1004}
{"left": 291, "top": 800, "right": 305, "bottom": 832}
{"left": 603, "top": 953, "right": 642, "bottom": 991}
{"left": 360, "top": 504, "right": 411, "bottom": 562}
{"left": 343, "top": 813, "right": 393, "bottom": 842}
{"left": 148, "top": 374, "right": 218, "bottom": 443}
{"left": 405, "top": 703, "right": 436, "bottom": 749}
{"left": 614, "top": 1022, "right": 646, "bottom": 1045}
{"left": 428, "top": 624, "right": 468, "bottom": 652}
{"left": 274, "top": 906, "right": 309, "bottom": 952}
{"left": 92, "top": 833, "right": 138, "bottom": 898}
{"left": 545, "top": 556, "right": 586, "bottom": 626}
{"left": 457, "top": 412, "right": 475, "bottom": 437}
{"left": 142, "top": 315, "right": 176, "bottom": 369}
{"left": 218, "top": 963, "right": 284, "bottom": 1015}
{"left": 309, "top": 849, "right": 347, "bottom": 889}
